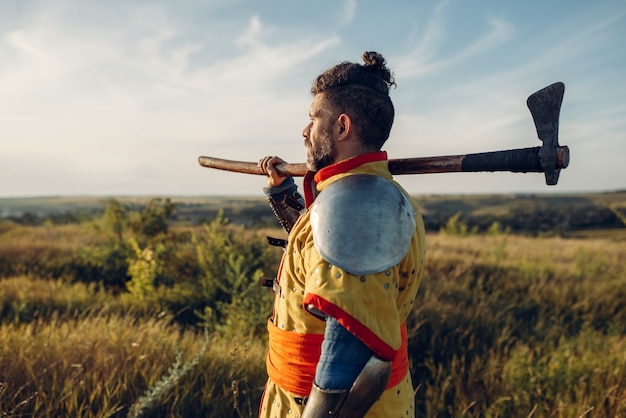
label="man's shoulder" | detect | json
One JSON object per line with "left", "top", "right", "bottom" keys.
{"left": 310, "top": 174, "right": 416, "bottom": 275}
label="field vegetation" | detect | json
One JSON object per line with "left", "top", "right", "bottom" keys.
{"left": 1, "top": 194, "right": 625, "bottom": 417}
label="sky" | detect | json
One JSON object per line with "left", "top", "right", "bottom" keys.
{"left": 1, "top": 0, "right": 625, "bottom": 198}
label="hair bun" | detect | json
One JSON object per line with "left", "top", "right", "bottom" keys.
{"left": 362, "top": 51, "right": 395, "bottom": 89}
{"left": 362, "top": 51, "right": 384, "bottom": 68}
{"left": 310, "top": 51, "right": 395, "bottom": 95}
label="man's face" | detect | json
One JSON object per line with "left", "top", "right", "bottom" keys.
{"left": 302, "top": 94, "right": 336, "bottom": 171}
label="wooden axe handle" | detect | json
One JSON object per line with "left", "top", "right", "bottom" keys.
{"left": 198, "top": 156, "right": 308, "bottom": 177}
{"left": 198, "top": 145, "right": 569, "bottom": 177}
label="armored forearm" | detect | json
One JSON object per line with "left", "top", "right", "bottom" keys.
{"left": 302, "top": 317, "right": 391, "bottom": 418}
{"left": 264, "top": 177, "right": 305, "bottom": 234}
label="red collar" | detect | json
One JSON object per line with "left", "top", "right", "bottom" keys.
{"left": 313, "top": 151, "right": 388, "bottom": 183}
{"left": 302, "top": 151, "right": 388, "bottom": 208}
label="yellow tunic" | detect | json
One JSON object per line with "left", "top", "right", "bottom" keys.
{"left": 260, "top": 152, "right": 426, "bottom": 418}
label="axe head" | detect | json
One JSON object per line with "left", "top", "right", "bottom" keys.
{"left": 527, "top": 82, "right": 565, "bottom": 185}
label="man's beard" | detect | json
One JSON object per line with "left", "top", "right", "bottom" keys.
{"left": 306, "top": 135, "right": 335, "bottom": 171}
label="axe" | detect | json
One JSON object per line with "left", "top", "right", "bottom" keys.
{"left": 198, "top": 82, "right": 568, "bottom": 185}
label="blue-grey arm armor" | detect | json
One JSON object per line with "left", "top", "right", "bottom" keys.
{"left": 263, "top": 177, "right": 305, "bottom": 234}
{"left": 302, "top": 317, "right": 392, "bottom": 417}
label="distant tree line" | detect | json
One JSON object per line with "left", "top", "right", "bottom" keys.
{"left": 424, "top": 203, "right": 625, "bottom": 234}
{"left": 3, "top": 194, "right": 625, "bottom": 234}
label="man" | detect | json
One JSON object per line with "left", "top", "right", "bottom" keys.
{"left": 258, "top": 51, "right": 426, "bottom": 418}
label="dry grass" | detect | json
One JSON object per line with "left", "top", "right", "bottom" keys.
{"left": 1, "top": 224, "right": 625, "bottom": 417}
{"left": 0, "top": 309, "right": 267, "bottom": 417}
{"left": 410, "top": 233, "right": 626, "bottom": 417}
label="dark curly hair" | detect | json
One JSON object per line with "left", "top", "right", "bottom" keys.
{"left": 311, "top": 51, "right": 396, "bottom": 150}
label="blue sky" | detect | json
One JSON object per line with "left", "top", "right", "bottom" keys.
{"left": 1, "top": 0, "right": 624, "bottom": 197}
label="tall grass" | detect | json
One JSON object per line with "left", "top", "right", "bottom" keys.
{"left": 0, "top": 222, "right": 103, "bottom": 278}
{"left": 0, "top": 308, "right": 266, "bottom": 417}
{"left": 409, "top": 234, "right": 626, "bottom": 417}
{"left": 1, "top": 220, "right": 625, "bottom": 417}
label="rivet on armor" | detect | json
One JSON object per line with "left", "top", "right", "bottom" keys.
{"left": 335, "top": 272, "right": 341, "bottom": 279}
{"left": 385, "top": 270, "right": 391, "bottom": 276}
{"left": 384, "top": 283, "right": 389, "bottom": 289}
{"left": 360, "top": 276, "right": 366, "bottom": 282}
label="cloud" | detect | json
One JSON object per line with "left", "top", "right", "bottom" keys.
{"left": 5, "top": 30, "right": 49, "bottom": 58}
{"left": 394, "top": 5, "right": 516, "bottom": 79}
{"left": 341, "top": 0, "right": 357, "bottom": 25}
{"left": 0, "top": 1, "right": 624, "bottom": 197}
{"left": 388, "top": 1, "right": 625, "bottom": 163}
{"left": 0, "top": 3, "right": 343, "bottom": 196}
{"left": 392, "top": 1, "right": 447, "bottom": 78}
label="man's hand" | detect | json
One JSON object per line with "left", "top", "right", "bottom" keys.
{"left": 258, "top": 156, "right": 289, "bottom": 188}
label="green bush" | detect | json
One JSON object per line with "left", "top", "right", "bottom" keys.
{"left": 193, "top": 213, "right": 274, "bottom": 336}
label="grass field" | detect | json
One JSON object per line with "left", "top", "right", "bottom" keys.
{"left": 0, "top": 195, "right": 625, "bottom": 417}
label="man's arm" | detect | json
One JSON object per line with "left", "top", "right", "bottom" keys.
{"left": 302, "top": 317, "right": 392, "bottom": 418}
{"left": 259, "top": 156, "right": 305, "bottom": 233}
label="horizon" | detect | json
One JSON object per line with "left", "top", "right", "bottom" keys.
{"left": 2, "top": 187, "right": 626, "bottom": 202}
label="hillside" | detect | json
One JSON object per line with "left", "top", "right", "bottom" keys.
{"left": 1, "top": 191, "right": 625, "bottom": 238}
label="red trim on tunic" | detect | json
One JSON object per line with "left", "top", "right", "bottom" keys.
{"left": 303, "top": 293, "right": 398, "bottom": 361}
{"left": 392, "top": 324, "right": 409, "bottom": 387}
{"left": 313, "top": 151, "right": 388, "bottom": 184}
{"left": 303, "top": 171, "right": 317, "bottom": 208}
{"left": 301, "top": 151, "right": 388, "bottom": 207}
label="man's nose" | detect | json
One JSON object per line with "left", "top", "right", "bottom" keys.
{"left": 302, "top": 122, "right": 312, "bottom": 138}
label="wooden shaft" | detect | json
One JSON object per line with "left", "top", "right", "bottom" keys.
{"left": 197, "top": 156, "right": 308, "bottom": 176}
{"left": 198, "top": 145, "right": 569, "bottom": 177}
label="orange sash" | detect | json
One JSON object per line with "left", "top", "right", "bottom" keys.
{"left": 266, "top": 320, "right": 409, "bottom": 397}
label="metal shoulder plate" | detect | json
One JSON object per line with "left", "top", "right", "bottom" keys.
{"left": 310, "top": 175, "right": 416, "bottom": 275}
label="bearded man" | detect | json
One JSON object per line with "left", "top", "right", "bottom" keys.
{"left": 257, "top": 51, "right": 426, "bottom": 418}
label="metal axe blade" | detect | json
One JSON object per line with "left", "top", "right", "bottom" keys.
{"left": 527, "top": 82, "right": 565, "bottom": 185}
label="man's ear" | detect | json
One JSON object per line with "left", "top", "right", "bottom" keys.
{"left": 336, "top": 113, "right": 351, "bottom": 141}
